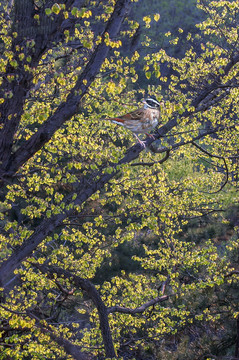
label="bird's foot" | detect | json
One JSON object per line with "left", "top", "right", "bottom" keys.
{"left": 134, "top": 134, "right": 147, "bottom": 148}
{"left": 146, "top": 133, "right": 156, "bottom": 140}
{"left": 138, "top": 139, "right": 147, "bottom": 148}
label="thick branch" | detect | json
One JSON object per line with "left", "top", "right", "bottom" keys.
{"left": 33, "top": 263, "right": 116, "bottom": 358}
{"left": 0, "top": 117, "right": 235, "bottom": 293}
{"left": 0, "top": 303, "right": 91, "bottom": 360}
{"left": 2, "top": 0, "right": 132, "bottom": 177}
{"left": 0, "top": 0, "right": 76, "bottom": 168}
{"left": 28, "top": 312, "right": 91, "bottom": 360}
{"left": 0, "top": 136, "right": 150, "bottom": 287}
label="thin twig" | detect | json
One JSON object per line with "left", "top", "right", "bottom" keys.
{"left": 131, "top": 150, "right": 170, "bottom": 167}
{"left": 192, "top": 141, "right": 229, "bottom": 194}
{"left": 225, "top": 270, "right": 239, "bottom": 278}
{"left": 107, "top": 295, "right": 169, "bottom": 315}
{"left": 150, "top": 125, "right": 230, "bottom": 154}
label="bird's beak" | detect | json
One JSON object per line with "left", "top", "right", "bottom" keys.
{"left": 142, "top": 99, "right": 146, "bottom": 104}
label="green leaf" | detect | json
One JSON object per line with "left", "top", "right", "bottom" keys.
{"left": 45, "top": 8, "right": 52, "bottom": 15}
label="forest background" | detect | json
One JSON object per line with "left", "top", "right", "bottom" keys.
{"left": 0, "top": 0, "right": 239, "bottom": 359}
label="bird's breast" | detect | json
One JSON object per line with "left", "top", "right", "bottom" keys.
{"left": 151, "top": 116, "right": 158, "bottom": 128}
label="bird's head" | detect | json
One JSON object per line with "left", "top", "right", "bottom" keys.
{"left": 142, "top": 96, "right": 162, "bottom": 109}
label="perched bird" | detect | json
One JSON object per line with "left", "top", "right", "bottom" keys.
{"left": 105, "top": 96, "right": 162, "bottom": 147}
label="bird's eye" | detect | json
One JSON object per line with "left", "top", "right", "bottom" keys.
{"left": 146, "top": 99, "right": 159, "bottom": 107}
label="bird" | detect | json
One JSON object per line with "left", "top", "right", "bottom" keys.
{"left": 105, "top": 96, "right": 162, "bottom": 147}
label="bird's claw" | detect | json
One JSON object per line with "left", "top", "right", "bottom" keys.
{"left": 146, "top": 133, "right": 156, "bottom": 140}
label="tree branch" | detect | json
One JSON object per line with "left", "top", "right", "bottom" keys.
{"left": 107, "top": 295, "right": 169, "bottom": 315}
{"left": 31, "top": 263, "right": 116, "bottom": 358}
{"left": 131, "top": 150, "right": 170, "bottom": 166}
{"left": 225, "top": 270, "right": 239, "bottom": 278}
{"left": 0, "top": 115, "right": 235, "bottom": 295}
{"left": 2, "top": 0, "right": 132, "bottom": 177}
{"left": 0, "top": 302, "right": 91, "bottom": 360}
{"left": 150, "top": 125, "right": 229, "bottom": 154}
{"left": 28, "top": 311, "right": 91, "bottom": 360}
{"left": 192, "top": 141, "right": 229, "bottom": 193}
{"left": 193, "top": 53, "right": 239, "bottom": 110}
{"left": 0, "top": 0, "right": 76, "bottom": 168}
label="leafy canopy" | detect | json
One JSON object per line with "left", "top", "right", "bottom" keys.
{"left": 0, "top": 0, "right": 239, "bottom": 359}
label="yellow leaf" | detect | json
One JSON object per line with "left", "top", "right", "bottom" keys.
{"left": 154, "top": 13, "right": 160, "bottom": 22}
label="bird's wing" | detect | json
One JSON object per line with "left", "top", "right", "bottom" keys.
{"left": 107, "top": 107, "right": 144, "bottom": 122}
